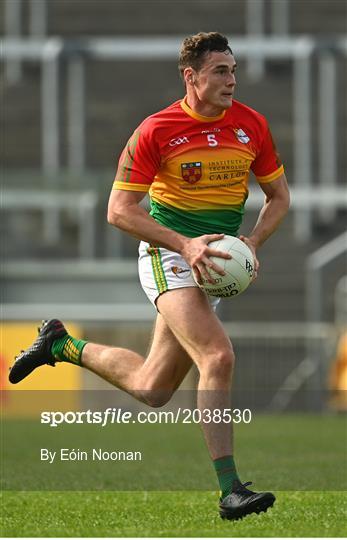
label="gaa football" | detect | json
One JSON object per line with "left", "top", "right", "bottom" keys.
{"left": 194, "top": 235, "right": 255, "bottom": 298}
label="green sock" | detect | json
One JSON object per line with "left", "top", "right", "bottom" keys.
{"left": 51, "top": 335, "right": 87, "bottom": 366}
{"left": 213, "top": 455, "right": 240, "bottom": 499}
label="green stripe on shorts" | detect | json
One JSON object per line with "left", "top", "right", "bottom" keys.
{"left": 147, "top": 246, "right": 168, "bottom": 294}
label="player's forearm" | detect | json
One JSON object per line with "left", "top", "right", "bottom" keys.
{"left": 248, "top": 195, "right": 290, "bottom": 249}
{"left": 108, "top": 203, "right": 187, "bottom": 253}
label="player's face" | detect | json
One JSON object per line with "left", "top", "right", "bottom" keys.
{"left": 186, "top": 51, "right": 237, "bottom": 116}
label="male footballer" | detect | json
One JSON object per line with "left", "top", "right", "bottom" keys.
{"left": 10, "top": 32, "right": 290, "bottom": 521}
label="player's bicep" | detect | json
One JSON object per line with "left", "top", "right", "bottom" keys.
{"left": 107, "top": 189, "right": 147, "bottom": 222}
{"left": 258, "top": 173, "right": 290, "bottom": 203}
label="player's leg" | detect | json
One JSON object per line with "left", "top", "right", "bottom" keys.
{"left": 135, "top": 313, "right": 194, "bottom": 405}
{"left": 82, "top": 313, "right": 193, "bottom": 405}
{"left": 9, "top": 315, "right": 193, "bottom": 407}
{"left": 156, "top": 286, "right": 275, "bottom": 520}
{"left": 157, "top": 287, "right": 235, "bottom": 458}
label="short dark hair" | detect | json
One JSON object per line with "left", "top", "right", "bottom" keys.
{"left": 178, "top": 32, "right": 233, "bottom": 79}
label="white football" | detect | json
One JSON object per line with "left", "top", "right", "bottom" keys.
{"left": 193, "top": 235, "right": 255, "bottom": 298}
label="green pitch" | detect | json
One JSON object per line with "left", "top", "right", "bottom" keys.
{"left": 1, "top": 490, "right": 346, "bottom": 537}
{"left": 1, "top": 413, "right": 346, "bottom": 537}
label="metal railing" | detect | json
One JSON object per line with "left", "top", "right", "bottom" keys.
{"left": 4, "top": 0, "right": 47, "bottom": 83}
{"left": 3, "top": 0, "right": 289, "bottom": 84}
{"left": 306, "top": 230, "right": 347, "bottom": 323}
{"left": 2, "top": 189, "right": 98, "bottom": 258}
{"left": 246, "top": 0, "right": 289, "bottom": 79}
{"left": 295, "top": 232, "right": 347, "bottom": 410}
{"left": 4, "top": 0, "right": 290, "bottom": 46}
{"left": 334, "top": 275, "right": 347, "bottom": 327}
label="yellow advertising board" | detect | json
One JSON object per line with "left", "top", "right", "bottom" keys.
{"left": 1, "top": 322, "right": 83, "bottom": 416}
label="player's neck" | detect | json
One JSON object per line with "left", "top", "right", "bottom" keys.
{"left": 184, "top": 95, "right": 226, "bottom": 118}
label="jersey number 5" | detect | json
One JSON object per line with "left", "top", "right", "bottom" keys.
{"left": 207, "top": 134, "right": 218, "bottom": 147}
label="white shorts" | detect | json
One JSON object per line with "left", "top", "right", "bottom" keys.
{"left": 138, "top": 241, "right": 220, "bottom": 310}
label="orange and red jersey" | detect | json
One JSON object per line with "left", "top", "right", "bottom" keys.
{"left": 113, "top": 97, "right": 284, "bottom": 237}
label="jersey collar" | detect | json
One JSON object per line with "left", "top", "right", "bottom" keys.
{"left": 180, "top": 97, "right": 226, "bottom": 122}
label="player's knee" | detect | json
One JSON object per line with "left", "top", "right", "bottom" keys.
{"left": 141, "top": 388, "right": 173, "bottom": 408}
{"left": 204, "top": 348, "right": 235, "bottom": 379}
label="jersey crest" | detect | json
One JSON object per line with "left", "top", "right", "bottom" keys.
{"left": 181, "top": 162, "right": 202, "bottom": 184}
{"left": 234, "top": 128, "right": 250, "bottom": 144}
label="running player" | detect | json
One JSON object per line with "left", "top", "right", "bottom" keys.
{"left": 9, "top": 32, "right": 290, "bottom": 521}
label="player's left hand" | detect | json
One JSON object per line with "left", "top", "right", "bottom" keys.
{"left": 239, "top": 235, "right": 259, "bottom": 281}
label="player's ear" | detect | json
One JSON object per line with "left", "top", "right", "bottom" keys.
{"left": 184, "top": 68, "right": 194, "bottom": 86}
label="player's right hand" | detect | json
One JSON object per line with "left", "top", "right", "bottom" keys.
{"left": 181, "top": 234, "right": 232, "bottom": 284}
